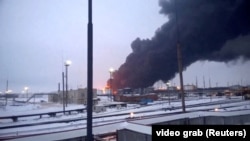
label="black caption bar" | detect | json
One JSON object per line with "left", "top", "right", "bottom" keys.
{"left": 152, "top": 125, "right": 250, "bottom": 140}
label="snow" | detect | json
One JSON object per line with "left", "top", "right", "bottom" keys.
{"left": 1, "top": 102, "right": 85, "bottom": 117}
{"left": 0, "top": 95, "right": 250, "bottom": 140}
{"left": 0, "top": 96, "right": 237, "bottom": 116}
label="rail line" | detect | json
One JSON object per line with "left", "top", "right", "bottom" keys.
{"left": 0, "top": 99, "right": 249, "bottom": 140}
{"left": 0, "top": 99, "right": 248, "bottom": 130}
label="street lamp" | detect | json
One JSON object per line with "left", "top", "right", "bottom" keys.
{"left": 62, "top": 71, "right": 65, "bottom": 114}
{"left": 24, "top": 87, "right": 29, "bottom": 100}
{"left": 109, "top": 67, "right": 114, "bottom": 101}
{"left": 65, "top": 60, "right": 71, "bottom": 107}
{"left": 87, "top": 0, "right": 93, "bottom": 140}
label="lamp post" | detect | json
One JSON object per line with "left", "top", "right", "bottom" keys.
{"left": 24, "top": 87, "right": 29, "bottom": 101}
{"left": 109, "top": 67, "right": 114, "bottom": 101}
{"left": 62, "top": 72, "right": 65, "bottom": 114}
{"left": 65, "top": 60, "right": 71, "bottom": 107}
{"left": 87, "top": 0, "right": 93, "bottom": 140}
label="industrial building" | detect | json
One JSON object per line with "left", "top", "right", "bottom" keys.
{"left": 48, "top": 88, "right": 99, "bottom": 105}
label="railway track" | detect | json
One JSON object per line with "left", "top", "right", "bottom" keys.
{"left": 0, "top": 98, "right": 248, "bottom": 130}
{"left": 0, "top": 99, "right": 249, "bottom": 140}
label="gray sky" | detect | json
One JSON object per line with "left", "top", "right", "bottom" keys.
{"left": 0, "top": 0, "right": 249, "bottom": 93}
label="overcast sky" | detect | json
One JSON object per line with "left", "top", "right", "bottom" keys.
{"left": 0, "top": 0, "right": 249, "bottom": 93}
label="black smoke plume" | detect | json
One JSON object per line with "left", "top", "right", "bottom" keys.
{"left": 111, "top": 0, "right": 250, "bottom": 90}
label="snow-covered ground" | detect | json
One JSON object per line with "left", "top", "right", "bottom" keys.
{"left": 0, "top": 95, "right": 250, "bottom": 140}
{"left": 1, "top": 96, "right": 249, "bottom": 123}
{"left": 0, "top": 96, "right": 241, "bottom": 117}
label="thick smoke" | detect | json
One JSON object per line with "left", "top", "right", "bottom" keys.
{"left": 111, "top": 0, "right": 250, "bottom": 90}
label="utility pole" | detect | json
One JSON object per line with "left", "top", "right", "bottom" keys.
{"left": 65, "top": 65, "right": 68, "bottom": 107}
{"left": 177, "top": 43, "right": 186, "bottom": 112}
{"left": 195, "top": 76, "right": 198, "bottom": 88}
{"left": 58, "top": 83, "right": 60, "bottom": 93}
{"left": 209, "top": 77, "right": 211, "bottom": 88}
{"left": 203, "top": 76, "right": 205, "bottom": 89}
{"left": 87, "top": 0, "right": 93, "bottom": 140}
{"left": 62, "top": 72, "right": 65, "bottom": 114}
{"left": 175, "top": 0, "right": 185, "bottom": 113}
